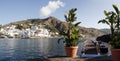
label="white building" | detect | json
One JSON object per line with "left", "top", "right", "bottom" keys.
{"left": 0, "top": 24, "right": 54, "bottom": 38}
{"left": 35, "top": 28, "right": 50, "bottom": 37}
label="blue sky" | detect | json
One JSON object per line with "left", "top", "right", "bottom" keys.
{"left": 0, "top": 0, "right": 120, "bottom": 29}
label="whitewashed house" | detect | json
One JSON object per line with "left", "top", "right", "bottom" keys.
{"left": 7, "top": 25, "right": 21, "bottom": 37}
{"left": 0, "top": 24, "right": 54, "bottom": 38}
{"left": 35, "top": 28, "right": 50, "bottom": 37}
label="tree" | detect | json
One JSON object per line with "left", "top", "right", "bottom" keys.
{"left": 98, "top": 10, "right": 116, "bottom": 37}
{"left": 98, "top": 4, "right": 120, "bottom": 48}
{"left": 15, "top": 24, "right": 23, "bottom": 30}
{"left": 22, "top": 23, "right": 30, "bottom": 29}
{"left": 98, "top": 4, "right": 120, "bottom": 38}
{"left": 113, "top": 4, "right": 120, "bottom": 30}
{"left": 59, "top": 8, "right": 81, "bottom": 47}
{"left": 0, "top": 25, "right": 2, "bottom": 29}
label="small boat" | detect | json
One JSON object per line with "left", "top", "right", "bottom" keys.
{"left": 0, "top": 35, "right": 8, "bottom": 38}
{"left": 81, "top": 40, "right": 108, "bottom": 55}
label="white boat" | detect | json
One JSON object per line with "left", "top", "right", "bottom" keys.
{"left": 81, "top": 40, "right": 108, "bottom": 57}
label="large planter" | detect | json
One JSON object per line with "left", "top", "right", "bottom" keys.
{"left": 111, "top": 48, "right": 120, "bottom": 61}
{"left": 65, "top": 46, "right": 78, "bottom": 57}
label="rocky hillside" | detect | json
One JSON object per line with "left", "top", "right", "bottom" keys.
{"left": 99, "top": 29, "right": 110, "bottom": 34}
{"left": 3, "top": 16, "right": 106, "bottom": 38}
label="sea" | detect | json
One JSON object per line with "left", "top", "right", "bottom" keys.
{"left": 0, "top": 38, "right": 110, "bottom": 61}
{"left": 0, "top": 38, "right": 85, "bottom": 61}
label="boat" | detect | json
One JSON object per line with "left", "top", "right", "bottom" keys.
{"left": 81, "top": 40, "right": 108, "bottom": 55}
{"left": 0, "top": 35, "right": 8, "bottom": 38}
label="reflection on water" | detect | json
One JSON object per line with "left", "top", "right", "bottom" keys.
{"left": 1, "top": 37, "right": 110, "bottom": 61}
{"left": 0, "top": 38, "right": 67, "bottom": 61}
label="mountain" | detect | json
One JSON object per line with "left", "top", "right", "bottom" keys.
{"left": 99, "top": 29, "right": 110, "bottom": 34}
{"left": 3, "top": 16, "right": 106, "bottom": 38}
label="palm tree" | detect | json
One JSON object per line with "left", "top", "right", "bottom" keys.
{"left": 98, "top": 10, "right": 116, "bottom": 37}
{"left": 113, "top": 4, "right": 120, "bottom": 30}
{"left": 98, "top": 4, "right": 120, "bottom": 38}
{"left": 59, "top": 8, "right": 81, "bottom": 47}
{"left": 98, "top": 4, "right": 120, "bottom": 48}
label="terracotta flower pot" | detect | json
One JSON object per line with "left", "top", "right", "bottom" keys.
{"left": 65, "top": 46, "right": 78, "bottom": 57}
{"left": 111, "top": 48, "right": 120, "bottom": 61}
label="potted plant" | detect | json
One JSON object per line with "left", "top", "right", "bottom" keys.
{"left": 98, "top": 4, "right": 120, "bottom": 61}
{"left": 58, "top": 8, "right": 81, "bottom": 57}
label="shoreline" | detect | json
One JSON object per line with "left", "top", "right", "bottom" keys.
{"left": 0, "top": 36, "right": 61, "bottom": 39}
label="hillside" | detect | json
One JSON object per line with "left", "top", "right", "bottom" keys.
{"left": 3, "top": 16, "right": 106, "bottom": 38}
{"left": 99, "top": 29, "right": 110, "bottom": 34}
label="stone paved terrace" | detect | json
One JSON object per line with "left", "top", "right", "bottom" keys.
{"left": 26, "top": 56, "right": 113, "bottom": 61}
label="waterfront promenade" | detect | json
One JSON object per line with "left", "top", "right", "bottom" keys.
{"left": 26, "top": 55, "right": 113, "bottom": 61}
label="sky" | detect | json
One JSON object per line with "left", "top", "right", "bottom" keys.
{"left": 0, "top": 0, "right": 120, "bottom": 29}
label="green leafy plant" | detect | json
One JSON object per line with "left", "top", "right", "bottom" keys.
{"left": 58, "top": 8, "right": 81, "bottom": 47}
{"left": 98, "top": 4, "right": 120, "bottom": 48}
